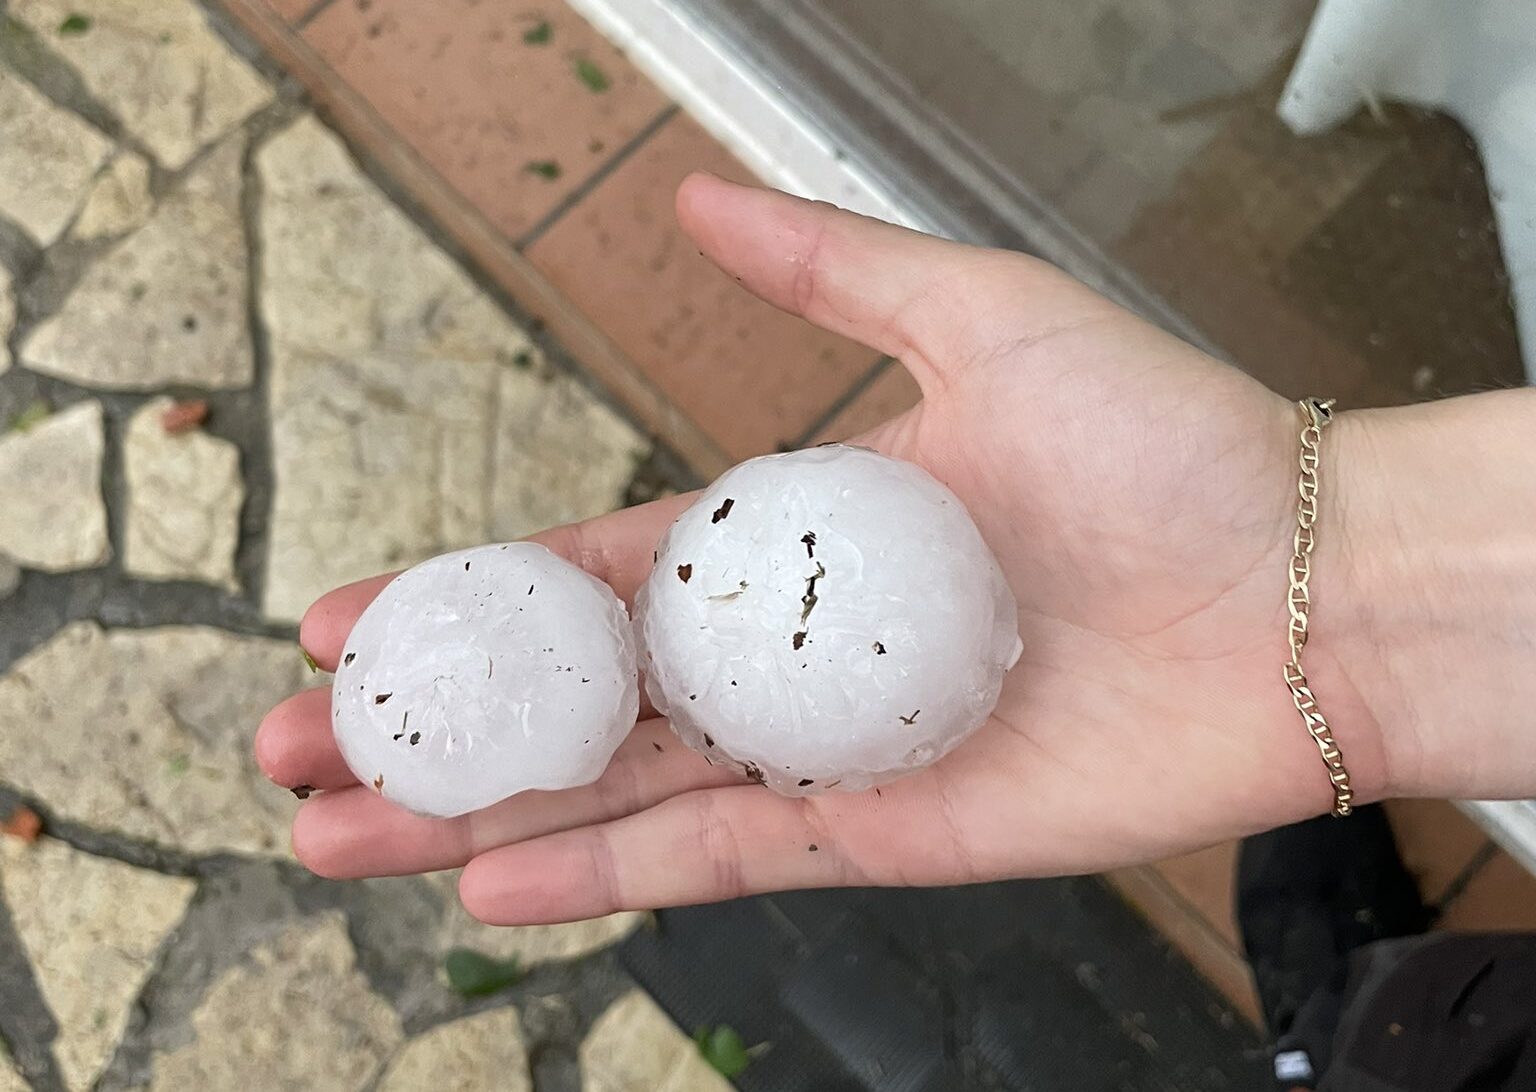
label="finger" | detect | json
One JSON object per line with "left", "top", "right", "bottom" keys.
{"left": 458, "top": 773, "right": 988, "bottom": 926}
{"left": 459, "top": 786, "right": 852, "bottom": 925}
{"left": 298, "top": 492, "right": 698, "bottom": 669}
{"left": 255, "top": 687, "right": 354, "bottom": 792}
{"left": 675, "top": 173, "right": 1115, "bottom": 389}
{"left": 290, "top": 719, "right": 741, "bottom": 879}
{"left": 298, "top": 573, "right": 396, "bottom": 671}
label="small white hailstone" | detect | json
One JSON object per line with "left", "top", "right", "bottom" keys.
{"left": 332, "top": 543, "right": 638, "bottom": 818}
{"left": 635, "top": 444, "right": 1022, "bottom": 794}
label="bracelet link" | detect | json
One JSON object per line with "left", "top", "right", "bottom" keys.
{"left": 1286, "top": 398, "right": 1355, "bottom": 818}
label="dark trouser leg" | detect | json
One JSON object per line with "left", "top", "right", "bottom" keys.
{"left": 1236, "top": 805, "right": 1432, "bottom": 1087}
{"left": 1319, "top": 932, "right": 1536, "bottom": 1092}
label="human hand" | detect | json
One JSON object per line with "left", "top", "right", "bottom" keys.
{"left": 256, "top": 173, "right": 1534, "bottom": 924}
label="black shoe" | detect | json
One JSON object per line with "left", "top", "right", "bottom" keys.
{"left": 1236, "top": 804, "right": 1432, "bottom": 1085}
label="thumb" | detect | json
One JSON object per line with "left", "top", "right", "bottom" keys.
{"left": 675, "top": 173, "right": 1117, "bottom": 392}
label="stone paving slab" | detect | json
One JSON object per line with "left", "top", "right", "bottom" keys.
{"left": 256, "top": 115, "right": 531, "bottom": 364}
{"left": 71, "top": 151, "right": 153, "bottom": 241}
{"left": 11, "top": 0, "right": 273, "bottom": 170}
{"left": 0, "top": 400, "right": 109, "bottom": 572}
{"left": 490, "top": 365, "right": 650, "bottom": 542}
{"left": 377, "top": 1007, "right": 531, "bottom": 1092}
{"left": 0, "top": 836, "right": 195, "bottom": 1090}
{"left": 147, "top": 912, "right": 402, "bottom": 1091}
{"left": 258, "top": 115, "right": 646, "bottom": 621}
{"left": 581, "top": 988, "right": 733, "bottom": 1092}
{"left": 0, "top": 623, "right": 307, "bottom": 857}
{"left": 23, "top": 135, "right": 253, "bottom": 390}
{"left": 264, "top": 344, "right": 502, "bottom": 620}
{"left": 0, "top": 68, "right": 112, "bottom": 245}
{"left": 0, "top": 0, "right": 689, "bottom": 1084}
{"left": 124, "top": 397, "right": 244, "bottom": 590}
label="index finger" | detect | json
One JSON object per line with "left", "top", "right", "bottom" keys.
{"left": 298, "top": 491, "right": 696, "bottom": 670}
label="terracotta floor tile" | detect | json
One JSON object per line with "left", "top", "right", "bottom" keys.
{"left": 811, "top": 362, "right": 923, "bottom": 443}
{"left": 1435, "top": 849, "right": 1536, "bottom": 933}
{"left": 1120, "top": 202, "right": 1372, "bottom": 404}
{"left": 526, "top": 113, "right": 882, "bottom": 460}
{"left": 1153, "top": 842, "right": 1241, "bottom": 948}
{"left": 1382, "top": 799, "right": 1492, "bottom": 906}
{"left": 304, "top": 0, "right": 670, "bottom": 239}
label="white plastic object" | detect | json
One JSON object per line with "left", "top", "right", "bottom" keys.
{"left": 1278, "top": 0, "right": 1536, "bottom": 382}
{"left": 331, "top": 543, "right": 639, "bottom": 818}
{"left": 635, "top": 444, "right": 1022, "bottom": 794}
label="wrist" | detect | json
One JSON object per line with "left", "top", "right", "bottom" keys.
{"left": 1315, "top": 389, "right": 1536, "bottom": 801}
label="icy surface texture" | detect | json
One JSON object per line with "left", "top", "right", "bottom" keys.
{"left": 332, "top": 543, "right": 638, "bottom": 817}
{"left": 636, "top": 445, "right": 1022, "bottom": 794}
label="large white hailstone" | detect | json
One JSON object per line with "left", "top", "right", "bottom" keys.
{"left": 635, "top": 445, "right": 1022, "bottom": 794}
{"left": 332, "top": 543, "right": 638, "bottom": 818}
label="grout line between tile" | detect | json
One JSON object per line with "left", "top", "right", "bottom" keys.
{"left": 791, "top": 353, "right": 892, "bottom": 448}
{"left": 294, "top": 0, "right": 340, "bottom": 30}
{"left": 0, "top": 886, "right": 69, "bottom": 1092}
{"left": 1433, "top": 838, "right": 1502, "bottom": 914}
{"left": 513, "top": 103, "right": 681, "bottom": 251}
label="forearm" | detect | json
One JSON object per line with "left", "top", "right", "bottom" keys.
{"left": 1321, "top": 388, "right": 1536, "bottom": 800}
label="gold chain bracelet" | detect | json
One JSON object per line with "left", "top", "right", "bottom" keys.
{"left": 1284, "top": 398, "right": 1354, "bottom": 817}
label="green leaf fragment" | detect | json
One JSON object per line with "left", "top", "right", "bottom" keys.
{"left": 522, "top": 20, "right": 552, "bottom": 45}
{"left": 525, "top": 159, "right": 562, "bottom": 180}
{"left": 301, "top": 648, "right": 320, "bottom": 673}
{"left": 8, "top": 401, "right": 51, "bottom": 433}
{"left": 58, "top": 13, "right": 91, "bottom": 34}
{"left": 166, "top": 753, "right": 190, "bottom": 777}
{"left": 575, "top": 58, "right": 610, "bottom": 92}
{"left": 694, "top": 1024, "right": 752, "bottom": 1078}
{"left": 444, "top": 948, "right": 523, "bottom": 997}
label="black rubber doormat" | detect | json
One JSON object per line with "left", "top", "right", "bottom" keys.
{"left": 620, "top": 877, "right": 1270, "bottom": 1091}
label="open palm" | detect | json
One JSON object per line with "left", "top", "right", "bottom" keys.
{"left": 257, "top": 174, "right": 1385, "bottom": 925}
